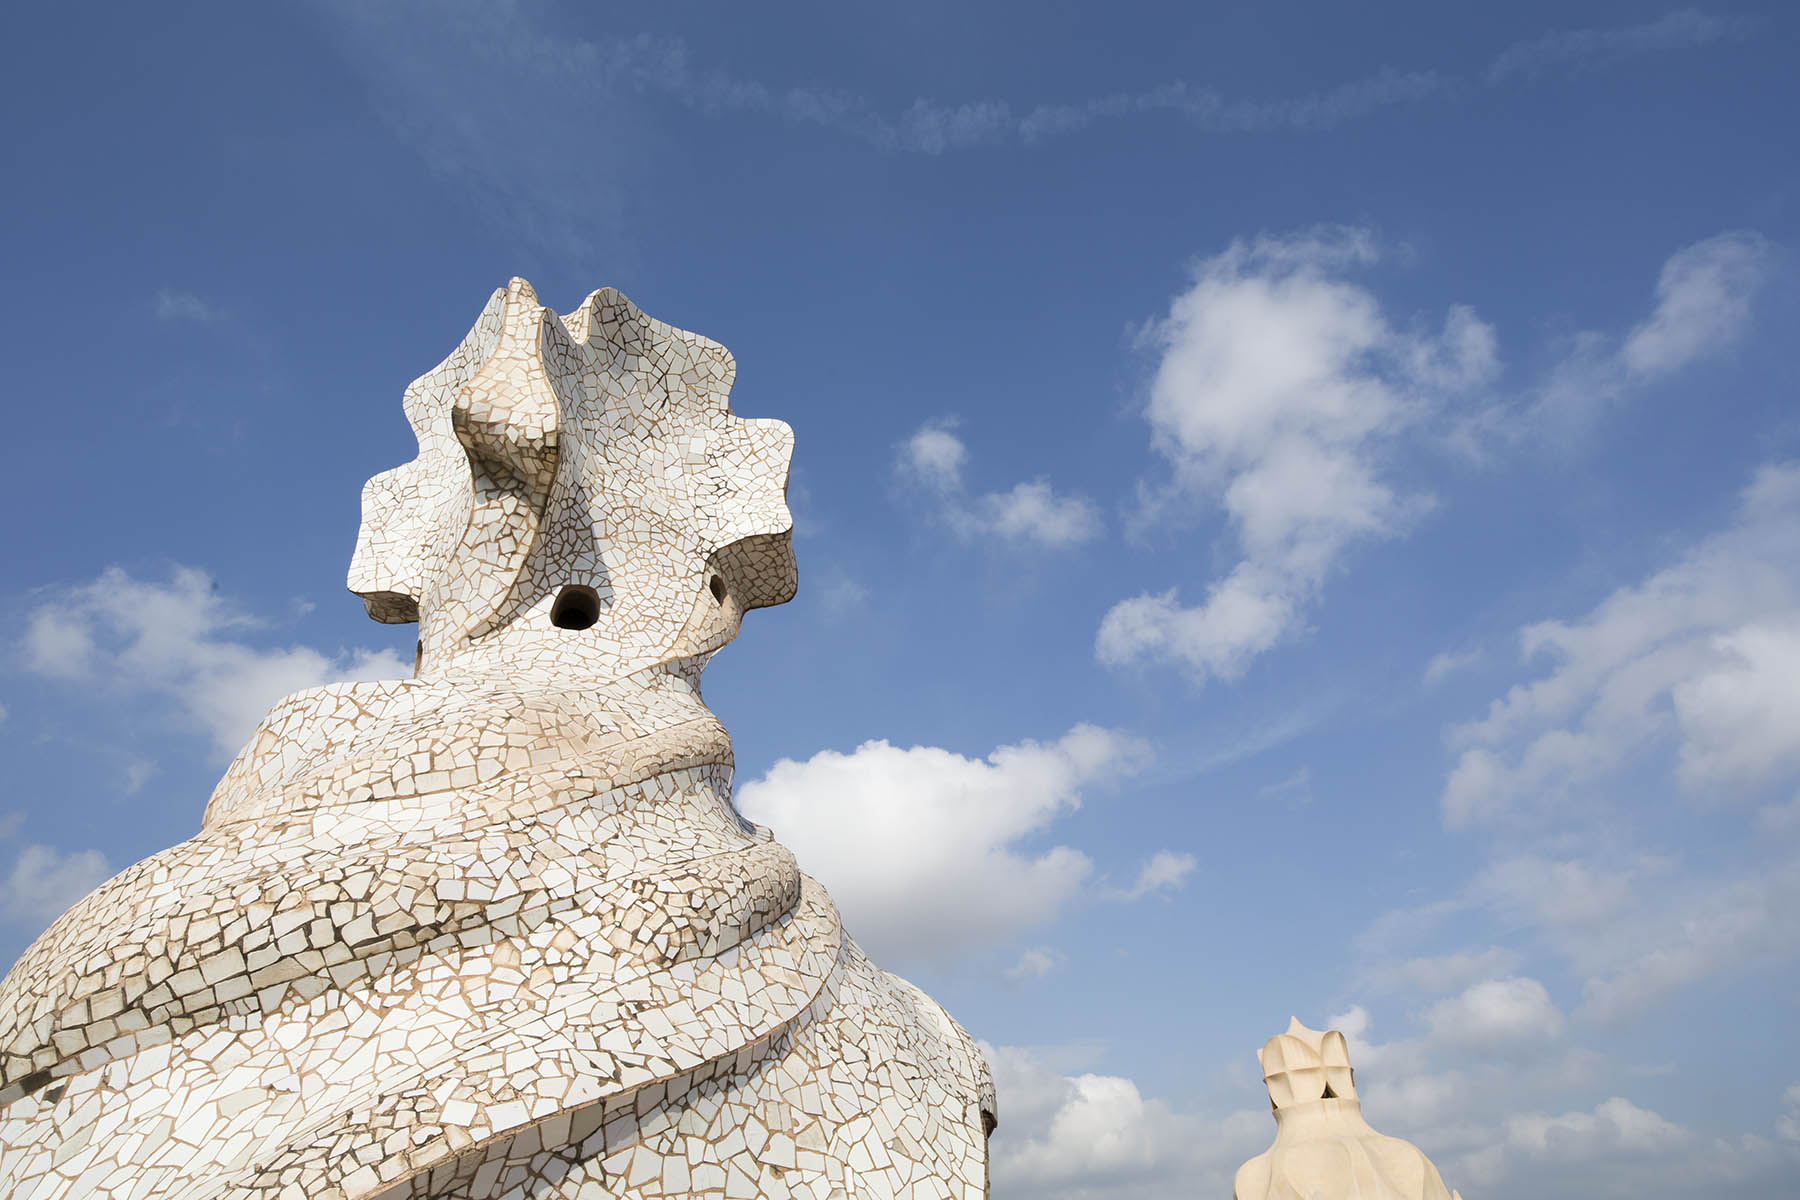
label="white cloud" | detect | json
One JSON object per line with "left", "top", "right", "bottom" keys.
{"left": 1499, "top": 1095, "right": 1689, "bottom": 1157}
{"left": 1443, "top": 462, "right": 1800, "bottom": 827}
{"left": 1363, "top": 946, "right": 1521, "bottom": 995}
{"left": 1778, "top": 1084, "right": 1800, "bottom": 1144}
{"left": 1100, "top": 228, "right": 1495, "bottom": 681}
{"left": 1481, "top": 1093, "right": 1794, "bottom": 1196}
{"left": 1107, "top": 230, "right": 1776, "bottom": 685}
{"left": 1103, "top": 850, "right": 1196, "bottom": 901}
{"left": 1368, "top": 843, "right": 1800, "bottom": 1029}
{"left": 1007, "top": 1074, "right": 1190, "bottom": 1185}
{"left": 1425, "top": 977, "right": 1565, "bottom": 1049}
{"left": 1621, "top": 231, "right": 1771, "bottom": 375}
{"left": 983, "top": 1043, "right": 1267, "bottom": 1200}
{"left": 1572, "top": 854, "right": 1800, "bottom": 1025}
{"left": 813, "top": 569, "right": 871, "bottom": 617}
{"left": 1255, "top": 766, "right": 1313, "bottom": 806}
{"left": 1309, "top": 1001, "right": 1784, "bottom": 1199}
{"left": 898, "top": 422, "right": 1101, "bottom": 548}
{"left": 1759, "top": 794, "right": 1800, "bottom": 834}
{"left": 1423, "top": 646, "right": 1483, "bottom": 687}
{"left": 736, "top": 724, "right": 1147, "bottom": 968}
{"left": 1473, "top": 855, "right": 1650, "bottom": 930}
{"left": 0, "top": 843, "right": 111, "bottom": 926}
{"left": 976, "top": 481, "right": 1104, "bottom": 547}
{"left": 1450, "top": 1095, "right": 1799, "bottom": 1199}
{"left": 1113, "top": 989, "right": 1800, "bottom": 1200}
{"left": 1097, "top": 574, "right": 1293, "bottom": 683}
{"left": 1524, "top": 232, "right": 1772, "bottom": 436}
{"left": 1670, "top": 621, "right": 1800, "bottom": 790}
{"left": 122, "top": 760, "right": 156, "bottom": 795}
{"left": 22, "top": 565, "right": 409, "bottom": 759}
{"left": 1327, "top": 1002, "right": 1373, "bottom": 1044}
{"left": 900, "top": 424, "right": 967, "bottom": 492}
{"left": 1466, "top": 847, "right": 1800, "bottom": 1025}
{"left": 1323, "top": 999, "right": 1595, "bottom": 1137}
{"left": 152, "top": 287, "right": 223, "bottom": 323}
{"left": 1004, "top": 947, "right": 1065, "bottom": 982}
{"left": 986, "top": 1009, "right": 1797, "bottom": 1200}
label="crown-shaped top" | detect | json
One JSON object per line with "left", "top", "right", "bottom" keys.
{"left": 1237, "top": 1018, "right": 1464, "bottom": 1199}
{"left": 348, "top": 279, "right": 795, "bottom": 681}
{"left": 1258, "top": 1017, "right": 1358, "bottom": 1110}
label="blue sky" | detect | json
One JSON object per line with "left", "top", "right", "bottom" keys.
{"left": 4, "top": 3, "right": 1798, "bottom": 1196}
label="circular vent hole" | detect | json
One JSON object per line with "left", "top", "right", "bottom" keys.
{"left": 709, "top": 575, "right": 727, "bottom": 605}
{"left": 551, "top": 585, "right": 600, "bottom": 630}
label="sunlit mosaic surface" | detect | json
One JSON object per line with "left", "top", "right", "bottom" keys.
{"left": 0, "top": 281, "right": 996, "bottom": 1199}
{"left": 1234, "top": 1018, "right": 1460, "bottom": 1200}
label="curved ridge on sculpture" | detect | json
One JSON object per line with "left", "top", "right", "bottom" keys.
{"left": 1233, "top": 1018, "right": 1462, "bottom": 1200}
{"left": 0, "top": 281, "right": 996, "bottom": 1199}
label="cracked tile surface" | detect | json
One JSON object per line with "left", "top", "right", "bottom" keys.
{"left": 0, "top": 281, "right": 995, "bottom": 1199}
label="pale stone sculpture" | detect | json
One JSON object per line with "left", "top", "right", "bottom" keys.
{"left": 0, "top": 280, "right": 996, "bottom": 1199}
{"left": 1234, "top": 1018, "right": 1461, "bottom": 1200}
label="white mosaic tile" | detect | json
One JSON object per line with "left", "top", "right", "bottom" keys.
{"left": 0, "top": 281, "right": 996, "bottom": 1198}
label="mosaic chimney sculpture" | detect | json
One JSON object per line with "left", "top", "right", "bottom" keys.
{"left": 0, "top": 280, "right": 996, "bottom": 1198}
{"left": 1234, "top": 1018, "right": 1461, "bottom": 1200}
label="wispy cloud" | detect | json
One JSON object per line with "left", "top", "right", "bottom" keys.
{"left": 1512, "top": 231, "right": 1774, "bottom": 440}
{"left": 152, "top": 288, "right": 223, "bottom": 323}
{"left": 813, "top": 568, "right": 871, "bottom": 618}
{"left": 1004, "top": 946, "right": 1066, "bottom": 982}
{"left": 1013, "top": 11, "right": 1747, "bottom": 145}
{"left": 1621, "top": 231, "right": 1772, "bottom": 375}
{"left": 1485, "top": 9, "right": 1750, "bottom": 84}
{"left": 1358, "top": 841, "right": 1800, "bottom": 1039}
{"left": 1330, "top": 998, "right": 1800, "bottom": 1196}
{"left": 0, "top": 814, "right": 110, "bottom": 939}
{"left": 1357, "top": 459, "right": 1800, "bottom": 1040}
{"left": 1256, "top": 766, "right": 1314, "bottom": 806}
{"left": 910, "top": 67, "right": 1447, "bottom": 150}
{"left": 1359, "top": 946, "right": 1522, "bottom": 996}
{"left": 122, "top": 759, "right": 156, "bottom": 795}
{"left": 331, "top": 6, "right": 1748, "bottom": 153}
{"left": 1474, "top": 849, "right": 1800, "bottom": 1025}
{"left": 310, "top": 0, "right": 646, "bottom": 260}
{"left": 310, "top": 4, "right": 1749, "bottom": 255}
{"left": 1779, "top": 1084, "right": 1800, "bottom": 1144}
{"left": 1102, "top": 850, "right": 1197, "bottom": 901}
{"left": 1424, "top": 646, "right": 1483, "bottom": 687}
{"left": 1147, "top": 701, "right": 1334, "bottom": 785}
{"left": 1443, "top": 462, "right": 1800, "bottom": 828}
{"left": 0, "top": 840, "right": 110, "bottom": 928}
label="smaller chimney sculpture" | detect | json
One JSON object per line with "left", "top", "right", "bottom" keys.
{"left": 1233, "top": 1018, "right": 1463, "bottom": 1200}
